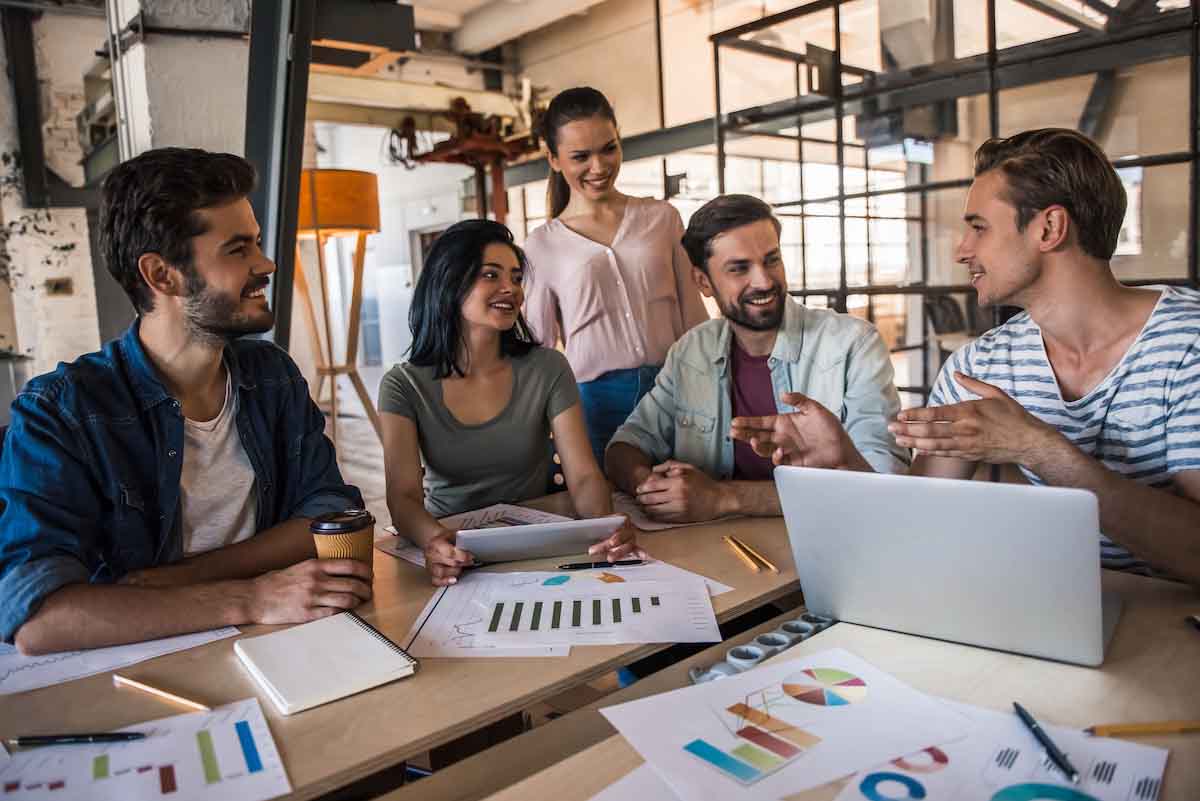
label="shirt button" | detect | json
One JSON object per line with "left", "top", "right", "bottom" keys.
{"left": 168, "top": 449, "right": 177, "bottom": 457}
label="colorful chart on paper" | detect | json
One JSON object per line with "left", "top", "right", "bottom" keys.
{"left": 782, "top": 668, "right": 869, "bottom": 706}
{"left": 0, "top": 698, "right": 289, "bottom": 801}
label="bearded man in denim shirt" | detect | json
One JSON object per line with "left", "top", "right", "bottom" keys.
{"left": 0, "top": 148, "right": 370, "bottom": 655}
{"left": 606, "top": 194, "right": 909, "bottom": 524}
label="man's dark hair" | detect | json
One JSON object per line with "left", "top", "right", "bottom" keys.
{"left": 974, "top": 128, "right": 1126, "bottom": 261}
{"left": 681, "top": 194, "right": 782, "bottom": 273}
{"left": 408, "top": 219, "right": 538, "bottom": 379}
{"left": 99, "top": 147, "right": 257, "bottom": 314}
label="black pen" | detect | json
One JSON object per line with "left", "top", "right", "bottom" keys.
{"left": 557, "top": 559, "right": 644, "bottom": 570}
{"left": 1186, "top": 614, "right": 1200, "bottom": 633}
{"left": 6, "top": 732, "right": 146, "bottom": 748}
{"left": 1013, "top": 702, "right": 1079, "bottom": 783}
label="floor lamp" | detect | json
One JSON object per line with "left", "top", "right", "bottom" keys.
{"left": 294, "top": 168, "right": 381, "bottom": 448}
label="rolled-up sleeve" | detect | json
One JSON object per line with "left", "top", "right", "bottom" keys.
{"left": 282, "top": 365, "right": 364, "bottom": 521}
{"left": 608, "top": 345, "right": 681, "bottom": 465}
{"left": 0, "top": 393, "right": 97, "bottom": 643}
{"left": 841, "top": 329, "right": 910, "bottom": 474}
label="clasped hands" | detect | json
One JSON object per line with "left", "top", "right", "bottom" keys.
{"left": 730, "top": 372, "right": 1060, "bottom": 468}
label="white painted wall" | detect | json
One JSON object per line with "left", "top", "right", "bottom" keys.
{"left": 0, "top": 15, "right": 104, "bottom": 377}
{"left": 143, "top": 37, "right": 248, "bottom": 154}
{"left": 314, "top": 123, "right": 471, "bottom": 369}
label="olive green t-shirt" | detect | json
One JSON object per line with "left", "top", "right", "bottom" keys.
{"left": 378, "top": 347, "right": 581, "bottom": 517}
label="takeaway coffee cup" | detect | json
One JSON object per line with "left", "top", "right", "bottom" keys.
{"left": 311, "top": 509, "right": 376, "bottom": 565}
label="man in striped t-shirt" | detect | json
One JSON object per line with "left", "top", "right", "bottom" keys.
{"left": 731, "top": 128, "right": 1200, "bottom": 585}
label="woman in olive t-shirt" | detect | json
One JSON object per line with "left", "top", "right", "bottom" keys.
{"left": 378, "top": 220, "right": 638, "bottom": 587}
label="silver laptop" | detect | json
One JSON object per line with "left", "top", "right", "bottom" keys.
{"left": 774, "top": 466, "right": 1122, "bottom": 666}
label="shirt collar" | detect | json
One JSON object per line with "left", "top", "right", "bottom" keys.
{"left": 711, "top": 294, "right": 806, "bottom": 370}
{"left": 119, "top": 319, "right": 254, "bottom": 410}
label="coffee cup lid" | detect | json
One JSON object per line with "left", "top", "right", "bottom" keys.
{"left": 311, "top": 509, "right": 376, "bottom": 534}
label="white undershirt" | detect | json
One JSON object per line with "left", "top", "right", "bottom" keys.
{"left": 179, "top": 367, "right": 258, "bottom": 556}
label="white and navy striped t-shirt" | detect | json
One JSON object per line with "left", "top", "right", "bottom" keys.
{"left": 929, "top": 286, "right": 1200, "bottom": 574}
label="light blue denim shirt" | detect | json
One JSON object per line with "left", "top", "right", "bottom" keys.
{"left": 609, "top": 296, "right": 909, "bottom": 476}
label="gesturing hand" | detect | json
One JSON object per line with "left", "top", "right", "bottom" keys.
{"left": 250, "top": 558, "right": 373, "bottom": 624}
{"left": 889, "top": 372, "right": 1060, "bottom": 464}
{"left": 730, "top": 392, "right": 861, "bottom": 469}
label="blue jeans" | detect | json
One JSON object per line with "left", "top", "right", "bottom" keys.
{"left": 577, "top": 365, "right": 661, "bottom": 467}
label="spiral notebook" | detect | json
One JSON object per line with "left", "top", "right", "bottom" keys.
{"left": 234, "top": 611, "right": 418, "bottom": 715}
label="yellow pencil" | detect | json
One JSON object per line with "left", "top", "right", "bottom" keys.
{"left": 729, "top": 534, "right": 780, "bottom": 574}
{"left": 724, "top": 536, "right": 761, "bottom": 573}
{"left": 1085, "top": 720, "right": 1200, "bottom": 737}
{"left": 113, "top": 674, "right": 211, "bottom": 713}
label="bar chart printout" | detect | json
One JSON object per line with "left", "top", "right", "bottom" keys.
{"left": 476, "top": 578, "right": 720, "bottom": 646}
{"left": 0, "top": 697, "right": 290, "bottom": 800}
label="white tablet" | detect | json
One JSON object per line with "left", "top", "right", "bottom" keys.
{"left": 455, "top": 515, "right": 624, "bottom": 563}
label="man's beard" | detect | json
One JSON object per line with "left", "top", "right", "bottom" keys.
{"left": 182, "top": 271, "right": 274, "bottom": 345}
{"left": 717, "top": 285, "right": 785, "bottom": 332}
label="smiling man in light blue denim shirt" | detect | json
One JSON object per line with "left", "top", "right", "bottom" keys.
{"left": 605, "top": 195, "right": 909, "bottom": 524}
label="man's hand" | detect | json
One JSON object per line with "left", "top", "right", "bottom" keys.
{"left": 730, "top": 392, "right": 864, "bottom": 469}
{"left": 249, "top": 558, "right": 373, "bottom": 624}
{"left": 424, "top": 528, "right": 474, "bottom": 587}
{"left": 587, "top": 515, "right": 644, "bottom": 560}
{"left": 889, "top": 372, "right": 1061, "bottom": 464}
{"left": 635, "top": 460, "right": 729, "bottom": 523}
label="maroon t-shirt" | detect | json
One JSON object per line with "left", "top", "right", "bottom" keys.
{"left": 730, "top": 339, "right": 776, "bottom": 481}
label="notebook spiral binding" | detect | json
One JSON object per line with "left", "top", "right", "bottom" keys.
{"left": 347, "top": 611, "right": 418, "bottom": 667}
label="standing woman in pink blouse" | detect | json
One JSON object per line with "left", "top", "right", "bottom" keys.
{"left": 524, "top": 87, "right": 709, "bottom": 464}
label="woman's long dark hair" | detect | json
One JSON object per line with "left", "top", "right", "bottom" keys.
{"left": 540, "top": 87, "right": 619, "bottom": 219}
{"left": 408, "top": 219, "right": 538, "bottom": 379}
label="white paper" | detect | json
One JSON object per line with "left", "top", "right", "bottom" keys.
{"left": 474, "top": 576, "right": 720, "bottom": 647}
{"left": 602, "top": 560, "right": 733, "bottom": 598}
{"left": 439, "top": 503, "right": 573, "bottom": 530}
{"left": 0, "top": 698, "right": 290, "bottom": 801}
{"left": 376, "top": 531, "right": 426, "bottom": 567}
{"left": 601, "top": 648, "right": 971, "bottom": 801}
{"left": 587, "top": 764, "right": 678, "bottom": 800}
{"left": 403, "top": 576, "right": 570, "bottom": 659}
{"left": 0, "top": 628, "right": 240, "bottom": 696}
{"left": 378, "top": 503, "right": 575, "bottom": 567}
{"left": 833, "top": 700, "right": 1169, "bottom": 801}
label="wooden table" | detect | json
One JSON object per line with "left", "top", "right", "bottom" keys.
{"left": 0, "top": 497, "right": 798, "bottom": 801}
{"left": 465, "top": 570, "right": 1200, "bottom": 801}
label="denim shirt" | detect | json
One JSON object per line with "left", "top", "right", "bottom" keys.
{"left": 609, "top": 296, "right": 910, "bottom": 477}
{"left": 0, "top": 322, "right": 362, "bottom": 642}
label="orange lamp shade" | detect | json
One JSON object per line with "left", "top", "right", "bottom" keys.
{"left": 297, "top": 168, "right": 381, "bottom": 238}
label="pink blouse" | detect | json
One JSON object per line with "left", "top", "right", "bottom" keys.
{"left": 522, "top": 197, "right": 710, "bottom": 383}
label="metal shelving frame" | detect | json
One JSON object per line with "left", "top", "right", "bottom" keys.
{"left": 711, "top": 0, "right": 1200, "bottom": 402}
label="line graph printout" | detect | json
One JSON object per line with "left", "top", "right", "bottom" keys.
{"left": 0, "top": 628, "right": 239, "bottom": 695}
{"left": 834, "top": 700, "right": 1168, "bottom": 801}
{"left": 474, "top": 578, "right": 719, "bottom": 647}
{"left": 0, "top": 698, "right": 289, "bottom": 801}
{"left": 601, "top": 648, "right": 971, "bottom": 801}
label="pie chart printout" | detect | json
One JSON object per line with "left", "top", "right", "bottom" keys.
{"left": 990, "top": 784, "right": 1101, "bottom": 801}
{"left": 782, "top": 668, "right": 869, "bottom": 706}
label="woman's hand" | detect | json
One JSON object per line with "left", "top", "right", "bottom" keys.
{"left": 424, "top": 528, "right": 474, "bottom": 586}
{"left": 588, "top": 515, "right": 643, "bottom": 561}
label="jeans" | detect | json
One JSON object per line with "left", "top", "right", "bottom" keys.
{"left": 577, "top": 365, "right": 661, "bottom": 467}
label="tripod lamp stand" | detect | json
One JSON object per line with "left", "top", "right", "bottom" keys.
{"left": 294, "top": 168, "right": 381, "bottom": 447}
